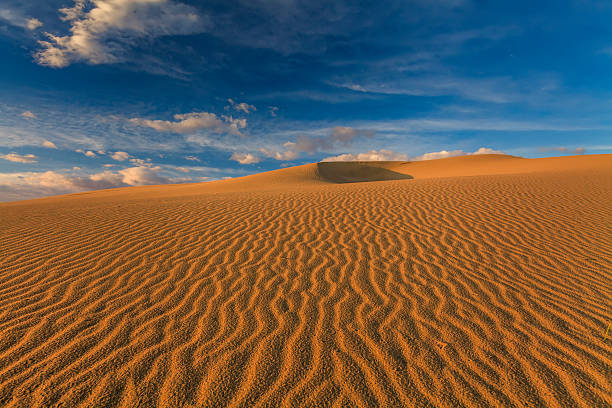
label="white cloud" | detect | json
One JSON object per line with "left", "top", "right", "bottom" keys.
{"left": 43, "top": 140, "right": 58, "bottom": 149}
{"left": 227, "top": 98, "right": 256, "bottom": 114}
{"left": 322, "top": 149, "right": 409, "bottom": 162}
{"left": 414, "top": 149, "right": 465, "bottom": 161}
{"left": 230, "top": 152, "right": 260, "bottom": 164}
{"left": 110, "top": 151, "right": 130, "bottom": 161}
{"left": 185, "top": 155, "right": 200, "bottom": 161}
{"left": 118, "top": 166, "right": 168, "bottom": 185}
{"left": 26, "top": 18, "right": 43, "bottom": 30}
{"left": 84, "top": 150, "right": 97, "bottom": 157}
{"left": 414, "top": 146, "right": 504, "bottom": 161}
{"left": 21, "top": 111, "right": 36, "bottom": 119}
{"left": 130, "top": 112, "right": 246, "bottom": 136}
{"left": 35, "top": 0, "right": 207, "bottom": 67}
{"left": 0, "top": 153, "right": 38, "bottom": 163}
{"left": 0, "top": 166, "right": 177, "bottom": 201}
{"left": 472, "top": 147, "right": 504, "bottom": 155}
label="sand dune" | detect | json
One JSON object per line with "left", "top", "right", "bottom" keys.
{"left": 1, "top": 154, "right": 611, "bottom": 407}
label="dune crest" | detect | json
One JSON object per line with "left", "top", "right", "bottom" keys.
{"left": 1, "top": 154, "right": 611, "bottom": 407}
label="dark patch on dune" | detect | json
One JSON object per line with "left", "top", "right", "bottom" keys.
{"left": 317, "top": 162, "right": 413, "bottom": 183}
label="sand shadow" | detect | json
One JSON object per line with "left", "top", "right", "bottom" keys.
{"left": 317, "top": 162, "right": 413, "bottom": 183}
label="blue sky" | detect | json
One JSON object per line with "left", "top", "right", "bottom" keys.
{"left": 1, "top": 0, "right": 611, "bottom": 200}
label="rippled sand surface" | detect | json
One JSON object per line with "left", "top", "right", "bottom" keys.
{"left": 1, "top": 154, "right": 610, "bottom": 407}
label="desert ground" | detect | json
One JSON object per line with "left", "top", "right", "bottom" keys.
{"left": 0, "top": 154, "right": 610, "bottom": 407}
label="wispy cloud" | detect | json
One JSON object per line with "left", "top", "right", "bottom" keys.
{"left": 0, "top": 8, "right": 41, "bottom": 30}
{"left": 35, "top": 0, "right": 208, "bottom": 67}
{"left": 257, "top": 126, "right": 375, "bottom": 161}
{"left": 537, "top": 146, "right": 586, "bottom": 154}
{"left": 0, "top": 152, "right": 38, "bottom": 163}
{"left": 227, "top": 99, "right": 256, "bottom": 114}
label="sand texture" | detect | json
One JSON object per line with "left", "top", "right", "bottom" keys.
{"left": 1, "top": 154, "right": 611, "bottom": 407}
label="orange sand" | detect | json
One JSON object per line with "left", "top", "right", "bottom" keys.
{"left": 1, "top": 154, "right": 611, "bottom": 407}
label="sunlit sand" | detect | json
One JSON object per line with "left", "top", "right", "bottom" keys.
{"left": 1, "top": 154, "right": 610, "bottom": 407}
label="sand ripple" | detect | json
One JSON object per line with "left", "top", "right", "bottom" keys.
{"left": 1, "top": 156, "right": 610, "bottom": 407}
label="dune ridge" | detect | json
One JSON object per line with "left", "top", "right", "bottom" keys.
{"left": 0, "top": 154, "right": 611, "bottom": 407}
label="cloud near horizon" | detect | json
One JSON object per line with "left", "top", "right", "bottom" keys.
{"left": 537, "top": 146, "right": 585, "bottom": 154}
{"left": 323, "top": 147, "right": 504, "bottom": 162}
{"left": 0, "top": 166, "right": 176, "bottom": 201}
{"left": 414, "top": 147, "right": 504, "bottom": 161}
{"left": 260, "top": 126, "right": 375, "bottom": 161}
{"left": 322, "top": 149, "right": 410, "bottom": 162}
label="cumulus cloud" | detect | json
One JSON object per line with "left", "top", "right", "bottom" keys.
{"left": 84, "top": 150, "right": 97, "bottom": 157}
{"left": 43, "top": 140, "right": 58, "bottom": 149}
{"left": 322, "top": 149, "right": 409, "bottom": 162}
{"left": 21, "top": 111, "right": 36, "bottom": 119}
{"left": 130, "top": 112, "right": 246, "bottom": 136}
{"left": 414, "top": 146, "right": 504, "bottom": 161}
{"left": 227, "top": 99, "right": 256, "bottom": 114}
{"left": 0, "top": 166, "right": 177, "bottom": 201}
{"left": 110, "top": 151, "right": 130, "bottom": 161}
{"left": 538, "top": 146, "right": 586, "bottom": 154}
{"left": 0, "top": 153, "right": 38, "bottom": 163}
{"left": 26, "top": 18, "right": 43, "bottom": 30}
{"left": 230, "top": 152, "right": 260, "bottom": 164}
{"left": 35, "top": 0, "right": 206, "bottom": 67}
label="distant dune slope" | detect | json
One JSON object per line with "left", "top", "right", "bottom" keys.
{"left": 0, "top": 154, "right": 611, "bottom": 407}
